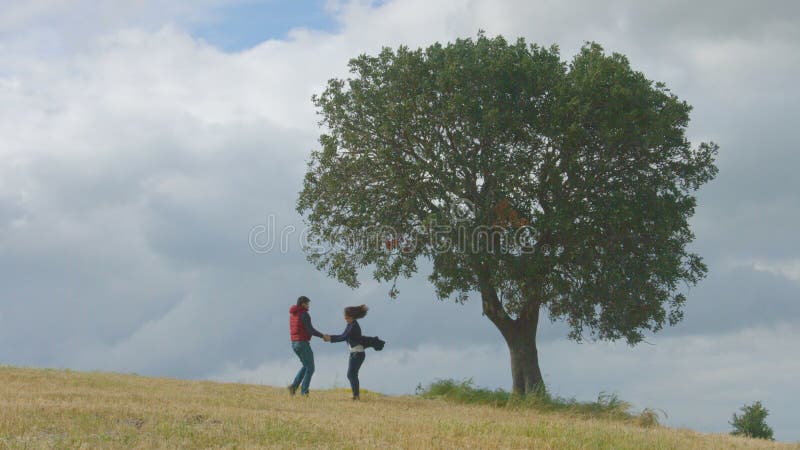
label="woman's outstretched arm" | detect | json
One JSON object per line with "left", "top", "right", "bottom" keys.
{"left": 328, "top": 323, "right": 353, "bottom": 343}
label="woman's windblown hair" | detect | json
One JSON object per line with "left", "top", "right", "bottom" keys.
{"left": 344, "top": 305, "right": 369, "bottom": 319}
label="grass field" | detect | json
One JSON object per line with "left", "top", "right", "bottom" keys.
{"left": 0, "top": 366, "right": 796, "bottom": 449}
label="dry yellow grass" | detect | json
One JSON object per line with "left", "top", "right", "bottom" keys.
{"left": 0, "top": 366, "right": 796, "bottom": 449}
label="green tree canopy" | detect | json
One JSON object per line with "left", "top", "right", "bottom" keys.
{"left": 730, "top": 401, "right": 775, "bottom": 440}
{"left": 297, "top": 33, "right": 718, "bottom": 394}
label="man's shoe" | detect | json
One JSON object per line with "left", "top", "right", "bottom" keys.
{"left": 352, "top": 395, "right": 360, "bottom": 401}
{"left": 287, "top": 384, "right": 298, "bottom": 396}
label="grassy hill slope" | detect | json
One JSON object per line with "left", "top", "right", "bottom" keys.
{"left": 0, "top": 366, "right": 795, "bottom": 449}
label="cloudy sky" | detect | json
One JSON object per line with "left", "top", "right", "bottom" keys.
{"left": 1, "top": 0, "right": 798, "bottom": 442}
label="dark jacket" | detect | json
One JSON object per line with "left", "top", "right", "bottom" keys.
{"left": 329, "top": 320, "right": 385, "bottom": 351}
{"left": 329, "top": 320, "right": 363, "bottom": 347}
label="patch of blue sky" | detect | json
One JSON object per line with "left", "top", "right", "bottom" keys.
{"left": 189, "top": 0, "right": 338, "bottom": 52}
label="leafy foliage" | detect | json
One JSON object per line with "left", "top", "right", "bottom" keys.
{"left": 298, "top": 32, "right": 718, "bottom": 345}
{"left": 729, "top": 401, "right": 775, "bottom": 440}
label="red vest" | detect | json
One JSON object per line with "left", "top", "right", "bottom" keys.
{"left": 289, "top": 305, "right": 311, "bottom": 341}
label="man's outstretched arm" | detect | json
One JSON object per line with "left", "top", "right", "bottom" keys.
{"left": 300, "top": 312, "right": 324, "bottom": 338}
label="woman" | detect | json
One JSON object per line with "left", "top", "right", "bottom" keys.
{"left": 325, "top": 305, "right": 369, "bottom": 400}
{"left": 288, "top": 296, "right": 324, "bottom": 396}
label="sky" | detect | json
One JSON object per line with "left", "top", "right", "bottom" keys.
{"left": 0, "top": 0, "right": 798, "bottom": 442}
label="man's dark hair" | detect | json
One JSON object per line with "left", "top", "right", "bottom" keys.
{"left": 344, "top": 304, "right": 368, "bottom": 319}
{"left": 297, "top": 296, "right": 311, "bottom": 307}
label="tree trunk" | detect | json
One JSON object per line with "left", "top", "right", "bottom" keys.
{"left": 476, "top": 270, "right": 544, "bottom": 396}
{"left": 503, "top": 311, "right": 544, "bottom": 396}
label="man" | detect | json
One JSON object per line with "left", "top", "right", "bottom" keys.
{"left": 288, "top": 296, "right": 325, "bottom": 396}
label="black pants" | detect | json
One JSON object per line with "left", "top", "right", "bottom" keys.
{"left": 347, "top": 351, "right": 366, "bottom": 398}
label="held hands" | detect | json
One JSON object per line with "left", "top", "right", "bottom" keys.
{"left": 323, "top": 334, "right": 331, "bottom": 342}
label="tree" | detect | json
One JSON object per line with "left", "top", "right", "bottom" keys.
{"left": 730, "top": 401, "right": 775, "bottom": 440}
{"left": 297, "top": 33, "right": 718, "bottom": 395}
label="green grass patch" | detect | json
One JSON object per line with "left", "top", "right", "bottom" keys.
{"left": 416, "top": 378, "right": 664, "bottom": 427}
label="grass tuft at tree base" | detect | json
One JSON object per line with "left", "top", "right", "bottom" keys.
{"left": 416, "top": 378, "right": 665, "bottom": 427}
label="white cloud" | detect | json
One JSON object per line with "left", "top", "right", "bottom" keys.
{"left": 750, "top": 259, "right": 800, "bottom": 282}
{"left": 726, "top": 258, "right": 800, "bottom": 282}
{"left": 0, "top": 0, "right": 240, "bottom": 33}
{"left": 209, "top": 343, "right": 509, "bottom": 392}
{"left": 0, "top": 0, "right": 73, "bottom": 30}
